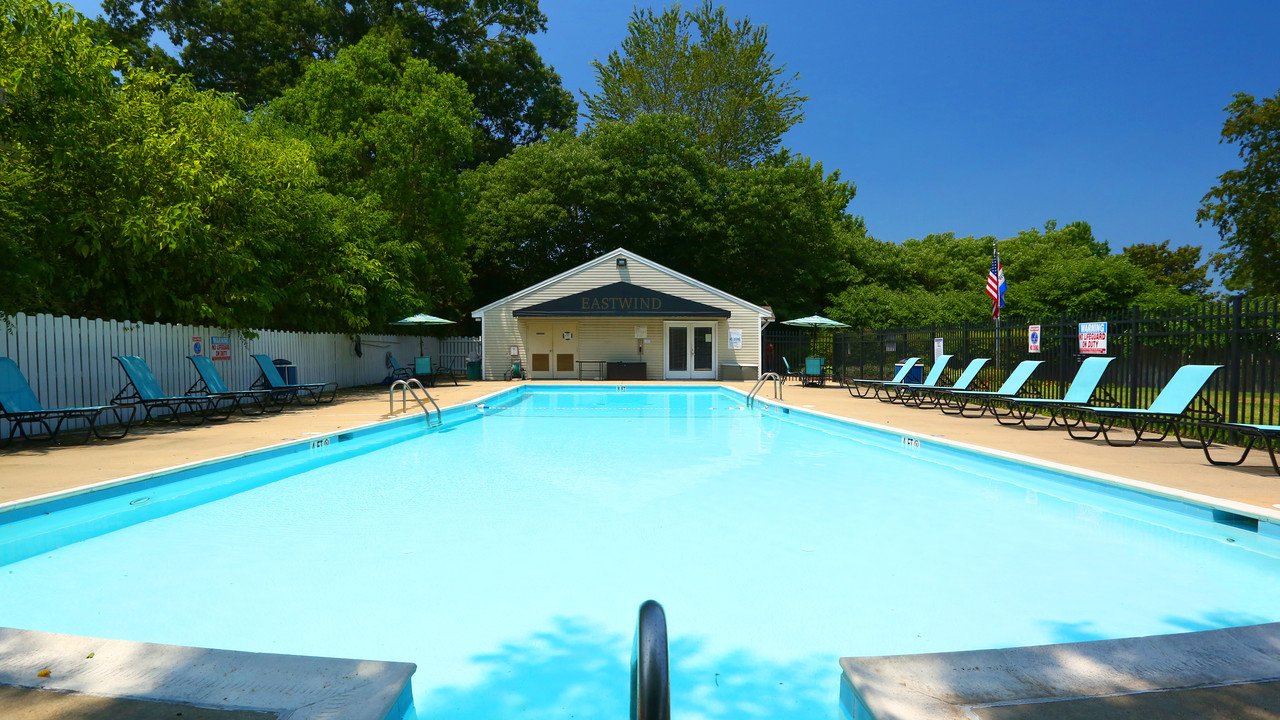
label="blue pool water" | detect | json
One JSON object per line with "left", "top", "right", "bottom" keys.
{"left": 2, "top": 386, "right": 1280, "bottom": 719}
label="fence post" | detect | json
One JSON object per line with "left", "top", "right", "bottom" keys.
{"left": 1129, "top": 305, "right": 1142, "bottom": 407}
{"left": 1228, "top": 296, "right": 1242, "bottom": 424}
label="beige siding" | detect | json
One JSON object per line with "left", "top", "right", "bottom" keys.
{"left": 478, "top": 255, "right": 765, "bottom": 380}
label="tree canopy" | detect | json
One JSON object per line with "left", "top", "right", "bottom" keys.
{"left": 1, "top": 0, "right": 470, "bottom": 331}
{"left": 826, "top": 222, "right": 1205, "bottom": 329}
{"left": 1197, "top": 90, "right": 1280, "bottom": 296}
{"left": 100, "top": 0, "right": 576, "bottom": 163}
{"left": 582, "top": 1, "right": 806, "bottom": 168}
{"left": 463, "top": 114, "right": 860, "bottom": 319}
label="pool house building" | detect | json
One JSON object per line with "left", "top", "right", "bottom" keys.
{"left": 471, "top": 248, "right": 774, "bottom": 381}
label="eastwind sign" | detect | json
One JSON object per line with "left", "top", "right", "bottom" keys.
{"left": 514, "top": 281, "right": 730, "bottom": 318}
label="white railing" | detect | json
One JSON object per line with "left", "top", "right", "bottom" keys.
{"left": 0, "top": 311, "right": 478, "bottom": 439}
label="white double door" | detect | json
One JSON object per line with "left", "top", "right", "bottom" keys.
{"left": 664, "top": 322, "right": 717, "bottom": 379}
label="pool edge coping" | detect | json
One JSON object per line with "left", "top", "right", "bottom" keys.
{"left": 0, "top": 384, "right": 520, "bottom": 518}
{"left": 726, "top": 386, "right": 1280, "bottom": 527}
{"left": 0, "top": 626, "right": 414, "bottom": 720}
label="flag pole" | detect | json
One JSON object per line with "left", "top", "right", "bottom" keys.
{"left": 994, "top": 240, "right": 1001, "bottom": 374}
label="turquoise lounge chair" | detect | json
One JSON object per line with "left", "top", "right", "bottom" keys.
{"left": 388, "top": 355, "right": 413, "bottom": 381}
{"left": 112, "top": 355, "right": 229, "bottom": 424}
{"left": 1198, "top": 422, "right": 1280, "bottom": 476}
{"left": 997, "top": 357, "right": 1117, "bottom": 430}
{"left": 187, "top": 355, "right": 285, "bottom": 415}
{"left": 902, "top": 357, "right": 990, "bottom": 409}
{"left": 880, "top": 355, "right": 953, "bottom": 403}
{"left": 250, "top": 354, "right": 338, "bottom": 405}
{"left": 1065, "top": 364, "right": 1222, "bottom": 447}
{"left": 0, "top": 357, "right": 133, "bottom": 445}
{"left": 937, "top": 359, "right": 1044, "bottom": 417}
{"left": 845, "top": 357, "right": 920, "bottom": 399}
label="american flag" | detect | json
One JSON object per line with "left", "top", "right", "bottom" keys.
{"left": 985, "top": 245, "right": 1006, "bottom": 319}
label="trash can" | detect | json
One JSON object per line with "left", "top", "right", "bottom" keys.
{"left": 272, "top": 358, "right": 298, "bottom": 385}
{"left": 466, "top": 351, "right": 482, "bottom": 380}
{"left": 894, "top": 361, "right": 922, "bottom": 384}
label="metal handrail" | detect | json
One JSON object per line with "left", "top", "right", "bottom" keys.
{"left": 747, "top": 372, "right": 784, "bottom": 405}
{"left": 631, "top": 600, "right": 670, "bottom": 720}
{"left": 389, "top": 378, "right": 441, "bottom": 422}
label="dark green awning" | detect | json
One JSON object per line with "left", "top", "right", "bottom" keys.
{"left": 513, "top": 281, "right": 731, "bottom": 318}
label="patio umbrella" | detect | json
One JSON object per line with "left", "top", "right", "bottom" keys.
{"left": 781, "top": 316, "right": 849, "bottom": 375}
{"left": 780, "top": 315, "right": 850, "bottom": 329}
{"left": 389, "top": 313, "right": 456, "bottom": 354}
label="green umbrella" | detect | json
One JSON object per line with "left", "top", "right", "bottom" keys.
{"left": 389, "top": 313, "right": 455, "bottom": 354}
{"left": 780, "top": 315, "right": 850, "bottom": 328}
{"left": 781, "top": 316, "right": 849, "bottom": 373}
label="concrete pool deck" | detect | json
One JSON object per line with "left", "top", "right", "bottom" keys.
{"left": 3, "top": 379, "right": 1278, "bottom": 512}
{"left": 4, "top": 378, "right": 1280, "bottom": 719}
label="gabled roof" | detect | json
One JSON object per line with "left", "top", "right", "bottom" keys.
{"left": 471, "top": 248, "right": 774, "bottom": 319}
{"left": 513, "top": 281, "right": 730, "bottom": 318}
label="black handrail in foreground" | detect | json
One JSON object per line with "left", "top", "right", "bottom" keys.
{"left": 630, "top": 599, "right": 670, "bottom": 720}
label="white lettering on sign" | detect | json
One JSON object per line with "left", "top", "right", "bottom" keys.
{"left": 1078, "top": 321, "right": 1107, "bottom": 355}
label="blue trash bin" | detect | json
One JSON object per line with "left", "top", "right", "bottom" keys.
{"left": 894, "top": 362, "right": 923, "bottom": 384}
{"left": 273, "top": 359, "right": 298, "bottom": 385}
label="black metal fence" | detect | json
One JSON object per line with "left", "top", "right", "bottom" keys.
{"left": 763, "top": 297, "right": 1280, "bottom": 426}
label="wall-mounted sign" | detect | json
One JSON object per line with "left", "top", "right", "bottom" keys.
{"left": 191, "top": 335, "right": 203, "bottom": 356}
{"left": 1028, "top": 325, "right": 1041, "bottom": 354}
{"left": 1078, "top": 321, "right": 1107, "bottom": 354}
{"left": 562, "top": 331, "right": 573, "bottom": 341}
{"left": 934, "top": 337, "right": 945, "bottom": 359}
{"left": 211, "top": 335, "right": 231, "bottom": 361}
{"left": 728, "top": 329, "right": 743, "bottom": 349}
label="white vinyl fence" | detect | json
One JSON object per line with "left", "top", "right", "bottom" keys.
{"left": 1, "top": 312, "right": 479, "bottom": 439}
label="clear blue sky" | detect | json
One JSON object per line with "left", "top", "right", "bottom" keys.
{"left": 69, "top": 0, "right": 1280, "bottom": 259}
{"left": 533, "top": 0, "right": 1280, "bottom": 259}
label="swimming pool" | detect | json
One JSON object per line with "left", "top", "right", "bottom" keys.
{"left": 2, "top": 385, "right": 1280, "bottom": 719}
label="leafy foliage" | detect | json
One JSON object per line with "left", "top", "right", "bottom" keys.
{"left": 582, "top": 1, "right": 806, "bottom": 168}
{"left": 100, "top": 0, "right": 576, "bottom": 163}
{"left": 463, "top": 115, "right": 861, "bottom": 318}
{"left": 1198, "top": 90, "right": 1280, "bottom": 295}
{"left": 268, "top": 32, "right": 478, "bottom": 321}
{"left": 1121, "top": 240, "right": 1212, "bottom": 297}
{"left": 1, "top": 0, "right": 467, "bottom": 331}
{"left": 826, "top": 222, "right": 1204, "bottom": 328}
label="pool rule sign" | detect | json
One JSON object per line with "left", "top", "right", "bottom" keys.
{"left": 1078, "top": 322, "right": 1107, "bottom": 354}
{"left": 211, "top": 336, "right": 231, "bottom": 361}
{"left": 1028, "top": 325, "right": 1041, "bottom": 353}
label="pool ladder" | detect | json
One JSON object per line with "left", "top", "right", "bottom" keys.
{"left": 747, "top": 372, "right": 784, "bottom": 406}
{"left": 631, "top": 600, "right": 670, "bottom": 720}
{"left": 389, "top": 378, "right": 441, "bottom": 425}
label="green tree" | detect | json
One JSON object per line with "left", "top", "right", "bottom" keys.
{"left": 826, "top": 221, "right": 1199, "bottom": 329}
{"left": 1198, "top": 90, "right": 1280, "bottom": 295}
{"left": 1, "top": 0, "right": 433, "bottom": 331}
{"left": 268, "top": 32, "right": 477, "bottom": 320}
{"left": 582, "top": 1, "right": 806, "bottom": 168}
{"left": 463, "top": 115, "right": 860, "bottom": 318}
{"left": 1121, "top": 240, "right": 1212, "bottom": 297}
{"left": 101, "top": 0, "right": 575, "bottom": 162}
